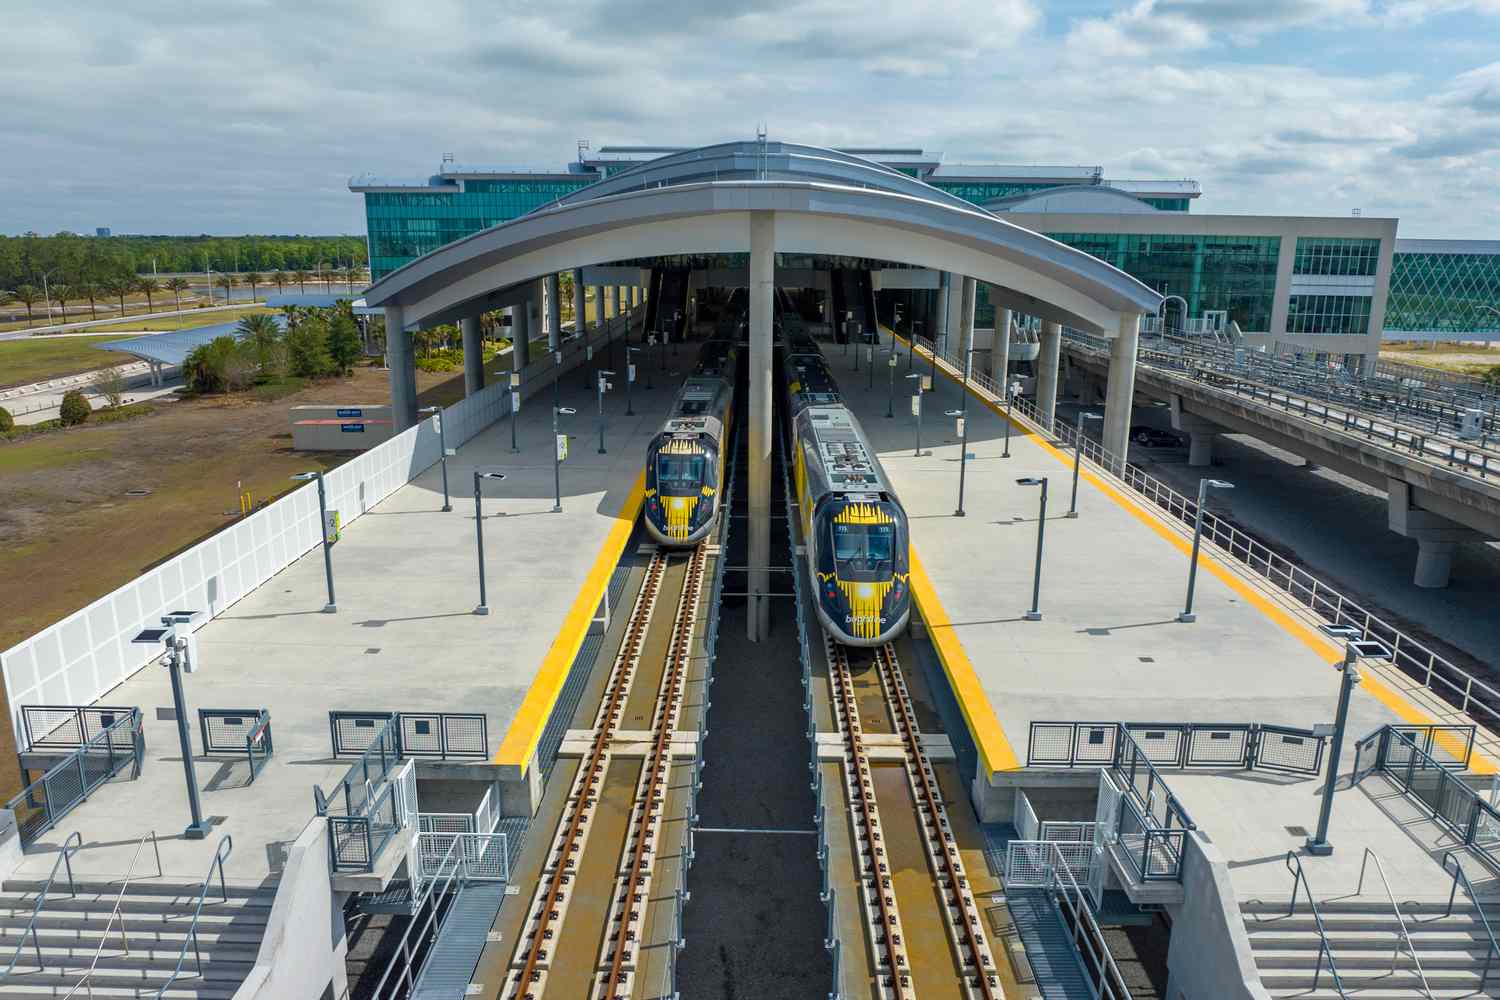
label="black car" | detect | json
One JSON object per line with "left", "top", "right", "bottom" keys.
{"left": 1131, "top": 425, "right": 1184, "bottom": 447}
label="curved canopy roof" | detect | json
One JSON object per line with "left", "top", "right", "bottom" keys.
{"left": 363, "top": 144, "right": 1162, "bottom": 335}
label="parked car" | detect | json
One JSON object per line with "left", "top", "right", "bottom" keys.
{"left": 1131, "top": 425, "right": 1184, "bottom": 447}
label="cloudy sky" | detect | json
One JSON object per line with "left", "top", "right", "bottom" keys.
{"left": 2, "top": 0, "right": 1497, "bottom": 238}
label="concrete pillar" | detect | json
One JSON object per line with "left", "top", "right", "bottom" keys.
{"left": 934, "top": 272, "right": 951, "bottom": 351}
{"left": 1170, "top": 398, "right": 1220, "bottom": 468}
{"left": 545, "top": 275, "right": 561, "bottom": 353}
{"left": 1415, "top": 540, "right": 1457, "bottom": 589}
{"left": 1036, "top": 320, "right": 1062, "bottom": 431}
{"left": 461, "top": 316, "right": 484, "bottom": 395}
{"left": 385, "top": 305, "right": 417, "bottom": 432}
{"left": 1187, "top": 432, "right": 1214, "bottom": 467}
{"left": 571, "top": 268, "right": 586, "bottom": 341}
{"left": 511, "top": 301, "right": 529, "bottom": 368}
{"left": 1101, "top": 314, "right": 1141, "bottom": 472}
{"left": 1387, "top": 478, "right": 1482, "bottom": 589}
{"left": 990, "top": 304, "right": 1012, "bottom": 386}
{"left": 957, "top": 276, "right": 976, "bottom": 371}
{"left": 748, "top": 211, "right": 775, "bottom": 642}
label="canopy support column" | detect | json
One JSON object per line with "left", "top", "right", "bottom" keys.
{"left": 461, "top": 316, "right": 484, "bottom": 395}
{"left": 1102, "top": 314, "right": 1141, "bottom": 474}
{"left": 385, "top": 304, "right": 417, "bottom": 432}
{"left": 748, "top": 210, "right": 775, "bottom": 643}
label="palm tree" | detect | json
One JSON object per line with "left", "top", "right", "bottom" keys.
{"left": 279, "top": 304, "right": 302, "bottom": 330}
{"left": 342, "top": 265, "right": 359, "bottom": 294}
{"left": 101, "top": 277, "right": 129, "bottom": 318}
{"left": 165, "top": 276, "right": 191, "bottom": 313}
{"left": 215, "top": 273, "right": 236, "bottom": 303}
{"left": 135, "top": 275, "right": 160, "bottom": 313}
{"left": 75, "top": 280, "right": 100, "bottom": 319}
{"left": 12, "top": 284, "right": 39, "bottom": 327}
{"left": 236, "top": 313, "right": 281, "bottom": 354}
{"left": 271, "top": 270, "right": 287, "bottom": 294}
{"left": 292, "top": 269, "right": 310, "bottom": 295}
{"left": 244, "top": 272, "right": 264, "bottom": 301}
{"left": 52, "top": 283, "right": 70, "bottom": 323}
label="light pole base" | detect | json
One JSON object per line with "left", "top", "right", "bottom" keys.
{"left": 441, "top": 504, "right": 453, "bottom": 513}
{"left": 475, "top": 605, "right": 490, "bottom": 616}
{"left": 1304, "top": 837, "right": 1333, "bottom": 856}
{"left": 954, "top": 509, "right": 966, "bottom": 518}
{"left": 1001, "top": 452, "right": 1011, "bottom": 459}
{"left": 1177, "top": 612, "right": 1197, "bottom": 623}
{"left": 510, "top": 448, "right": 520, "bottom": 455}
{"left": 1064, "top": 511, "right": 1079, "bottom": 519}
{"left": 183, "top": 821, "right": 213, "bottom": 841}
{"left": 1023, "top": 611, "right": 1042, "bottom": 622}
{"left": 551, "top": 505, "right": 563, "bottom": 513}
{"left": 322, "top": 604, "right": 337, "bottom": 614}
{"left": 597, "top": 448, "right": 607, "bottom": 455}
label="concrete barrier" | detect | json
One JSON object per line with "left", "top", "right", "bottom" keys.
{"left": 290, "top": 404, "right": 395, "bottom": 451}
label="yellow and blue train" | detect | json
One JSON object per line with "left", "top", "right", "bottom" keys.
{"left": 642, "top": 337, "right": 738, "bottom": 547}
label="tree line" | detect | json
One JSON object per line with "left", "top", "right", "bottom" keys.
{"left": 184, "top": 305, "right": 366, "bottom": 393}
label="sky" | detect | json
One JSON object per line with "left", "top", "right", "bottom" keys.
{"left": 1, "top": 0, "right": 1497, "bottom": 239}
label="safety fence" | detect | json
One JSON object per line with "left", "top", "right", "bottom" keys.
{"left": 20, "top": 704, "right": 137, "bottom": 753}
{"left": 1112, "top": 729, "right": 1194, "bottom": 882}
{"left": 905, "top": 333, "right": 1500, "bottom": 764}
{"left": 417, "top": 784, "right": 498, "bottom": 838}
{"left": 329, "top": 710, "right": 488, "bottom": 760}
{"left": 1353, "top": 724, "right": 1500, "bottom": 868}
{"left": 315, "top": 712, "right": 414, "bottom": 872}
{"left": 198, "top": 708, "right": 273, "bottom": 783}
{"left": 6, "top": 708, "right": 144, "bottom": 845}
{"left": 1005, "top": 839, "right": 1094, "bottom": 887}
{"left": 1028, "top": 721, "right": 1327, "bottom": 776}
{"left": 0, "top": 314, "right": 637, "bottom": 750}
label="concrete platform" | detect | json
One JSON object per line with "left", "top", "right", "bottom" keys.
{"left": 839, "top": 337, "right": 1499, "bottom": 902}
{"left": 12, "top": 347, "right": 702, "bottom": 885}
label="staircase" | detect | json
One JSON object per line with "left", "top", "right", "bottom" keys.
{"left": 0, "top": 877, "right": 274, "bottom": 998}
{"left": 1243, "top": 895, "right": 1500, "bottom": 998}
{"left": 1007, "top": 888, "right": 1094, "bottom": 999}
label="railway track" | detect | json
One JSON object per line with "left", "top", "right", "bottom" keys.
{"left": 824, "top": 636, "right": 1000, "bottom": 1000}
{"left": 502, "top": 542, "right": 709, "bottom": 1000}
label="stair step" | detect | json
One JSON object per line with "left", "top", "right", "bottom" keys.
{"left": 0, "top": 897, "right": 270, "bottom": 919}
{"left": 1259, "top": 966, "right": 1491, "bottom": 989}
{"left": 1242, "top": 897, "right": 1500, "bottom": 917}
{"left": 0, "top": 965, "right": 249, "bottom": 989}
{"left": 0, "top": 987, "right": 235, "bottom": 1000}
{"left": 1, "top": 880, "right": 275, "bottom": 903}
{"left": 0, "top": 938, "right": 260, "bottom": 967}
{"left": 1246, "top": 914, "right": 1500, "bottom": 934}
{"left": 1257, "top": 950, "right": 1500, "bottom": 970}
{"left": 0, "top": 914, "right": 265, "bottom": 940}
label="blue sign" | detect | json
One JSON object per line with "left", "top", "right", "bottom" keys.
{"left": 340, "top": 423, "right": 366, "bottom": 433}
{"left": 336, "top": 407, "right": 363, "bottom": 418}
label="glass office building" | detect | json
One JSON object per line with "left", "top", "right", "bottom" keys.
{"left": 1385, "top": 240, "right": 1500, "bottom": 339}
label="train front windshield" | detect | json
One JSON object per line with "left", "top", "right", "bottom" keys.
{"left": 831, "top": 523, "right": 895, "bottom": 575}
{"left": 657, "top": 454, "right": 706, "bottom": 493}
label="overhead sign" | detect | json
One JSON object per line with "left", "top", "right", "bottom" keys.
{"left": 340, "top": 423, "right": 366, "bottom": 433}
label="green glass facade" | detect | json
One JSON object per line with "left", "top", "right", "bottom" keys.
{"left": 1045, "top": 233, "right": 1281, "bottom": 332}
{"left": 1386, "top": 250, "right": 1500, "bottom": 337}
{"left": 365, "top": 178, "right": 593, "bottom": 278}
{"left": 1293, "top": 237, "right": 1380, "bottom": 277}
{"left": 1286, "top": 294, "right": 1371, "bottom": 335}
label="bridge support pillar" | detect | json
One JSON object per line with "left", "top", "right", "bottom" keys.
{"left": 1102, "top": 314, "right": 1141, "bottom": 473}
{"left": 461, "top": 316, "right": 484, "bottom": 395}
{"left": 1187, "top": 432, "right": 1214, "bottom": 467}
{"left": 1388, "top": 479, "right": 1485, "bottom": 589}
{"left": 1170, "top": 396, "right": 1223, "bottom": 468}
{"left": 989, "top": 304, "right": 1012, "bottom": 387}
{"left": 934, "top": 271, "right": 952, "bottom": 353}
{"left": 385, "top": 304, "right": 417, "bottom": 432}
{"left": 1036, "top": 320, "right": 1062, "bottom": 431}
{"left": 748, "top": 210, "right": 775, "bottom": 642}
{"left": 545, "top": 274, "right": 561, "bottom": 354}
{"left": 572, "top": 269, "right": 586, "bottom": 341}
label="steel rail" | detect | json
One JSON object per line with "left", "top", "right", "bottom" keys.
{"left": 3, "top": 830, "right": 82, "bottom": 977}
{"left": 825, "top": 635, "right": 915, "bottom": 998}
{"left": 874, "top": 643, "right": 999, "bottom": 999}
{"left": 596, "top": 543, "right": 708, "bottom": 1000}
{"left": 65, "top": 829, "right": 162, "bottom": 999}
{"left": 504, "top": 551, "right": 669, "bottom": 1000}
{"left": 1357, "top": 847, "right": 1433, "bottom": 998}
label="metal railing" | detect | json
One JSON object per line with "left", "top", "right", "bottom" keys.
{"left": 2, "top": 830, "right": 81, "bottom": 977}
{"left": 1443, "top": 849, "right": 1498, "bottom": 990}
{"left": 1284, "top": 851, "right": 1347, "bottom": 998}
{"left": 1028, "top": 720, "right": 1326, "bottom": 775}
{"left": 1046, "top": 841, "right": 1134, "bottom": 999}
{"left": 1356, "top": 848, "right": 1432, "bottom": 998}
{"left": 1005, "top": 839, "right": 1093, "bottom": 887}
{"left": 904, "top": 332, "right": 1500, "bottom": 763}
{"left": 198, "top": 709, "right": 273, "bottom": 783}
{"left": 7, "top": 710, "right": 144, "bottom": 845}
{"left": 21, "top": 705, "right": 137, "bottom": 752}
{"left": 65, "top": 830, "right": 162, "bottom": 999}
{"left": 1110, "top": 729, "right": 1194, "bottom": 882}
{"left": 329, "top": 710, "right": 488, "bottom": 760}
{"left": 152, "top": 834, "right": 232, "bottom": 1000}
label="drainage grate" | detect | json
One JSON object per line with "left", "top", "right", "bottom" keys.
{"left": 1138, "top": 656, "right": 1155, "bottom": 663}
{"left": 365, "top": 648, "right": 381, "bottom": 654}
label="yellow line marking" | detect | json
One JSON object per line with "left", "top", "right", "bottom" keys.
{"left": 893, "top": 332, "right": 1498, "bottom": 776}
{"left": 494, "top": 472, "right": 647, "bottom": 775}
{"left": 908, "top": 548, "right": 1021, "bottom": 774}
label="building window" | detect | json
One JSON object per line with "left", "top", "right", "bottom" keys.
{"left": 1286, "top": 294, "right": 1372, "bottom": 335}
{"left": 1142, "top": 198, "right": 1190, "bottom": 212}
{"left": 1293, "top": 237, "right": 1380, "bottom": 277}
{"left": 929, "top": 181, "right": 1056, "bottom": 205}
{"left": 1386, "top": 251, "right": 1500, "bottom": 336}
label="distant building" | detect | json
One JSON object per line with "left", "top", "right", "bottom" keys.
{"left": 95, "top": 227, "right": 111, "bottom": 237}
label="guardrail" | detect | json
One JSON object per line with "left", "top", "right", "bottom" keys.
{"left": 1356, "top": 848, "right": 1432, "bottom": 998}
{"left": 1285, "top": 851, "right": 1347, "bottom": 998}
{"left": 1027, "top": 720, "right": 1326, "bottom": 776}
{"left": 904, "top": 332, "right": 1500, "bottom": 765}
{"left": 7, "top": 710, "right": 144, "bottom": 845}
{"left": 1046, "top": 841, "right": 1134, "bottom": 1000}
{"left": 153, "top": 834, "right": 232, "bottom": 1000}
{"left": 1112, "top": 729, "right": 1193, "bottom": 882}
{"left": 65, "top": 829, "right": 162, "bottom": 998}
{"left": 315, "top": 713, "right": 410, "bottom": 872}
{"left": 1005, "top": 839, "right": 1093, "bottom": 887}
{"left": 329, "top": 710, "right": 488, "bottom": 760}
{"left": 1442, "top": 849, "right": 1498, "bottom": 991}
{"left": 198, "top": 708, "right": 272, "bottom": 783}
{"left": 2, "top": 831, "right": 80, "bottom": 977}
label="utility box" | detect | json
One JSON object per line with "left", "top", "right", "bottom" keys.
{"left": 290, "top": 405, "right": 394, "bottom": 451}
{"left": 1459, "top": 408, "right": 1485, "bottom": 441}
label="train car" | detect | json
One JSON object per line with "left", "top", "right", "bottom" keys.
{"left": 783, "top": 343, "right": 911, "bottom": 646}
{"left": 642, "top": 338, "right": 739, "bottom": 547}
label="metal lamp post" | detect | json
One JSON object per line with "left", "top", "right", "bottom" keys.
{"left": 1178, "top": 478, "right": 1235, "bottom": 622}
{"left": 1017, "top": 477, "right": 1049, "bottom": 621}
{"left": 290, "top": 471, "right": 336, "bottom": 612}
{"left": 866, "top": 341, "right": 876, "bottom": 391}
{"left": 1065, "top": 412, "right": 1104, "bottom": 518}
{"left": 418, "top": 406, "right": 452, "bottom": 512}
{"left": 508, "top": 371, "right": 522, "bottom": 453}
{"left": 646, "top": 334, "right": 658, "bottom": 389}
{"left": 905, "top": 373, "right": 927, "bottom": 457}
{"left": 886, "top": 350, "right": 898, "bottom": 418}
{"left": 133, "top": 611, "right": 211, "bottom": 839}
{"left": 1003, "top": 381, "right": 1021, "bottom": 458}
{"left": 552, "top": 406, "right": 576, "bottom": 512}
{"left": 625, "top": 347, "right": 641, "bottom": 416}
{"left": 947, "top": 347, "right": 981, "bottom": 516}
{"left": 1305, "top": 628, "right": 1388, "bottom": 856}
{"left": 472, "top": 470, "right": 506, "bottom": 615}
{"left": 596, "top": 370, "right": 614, "bottom": 453}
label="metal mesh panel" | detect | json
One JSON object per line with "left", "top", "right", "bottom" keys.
{"left": 399, "top": 714, "right": 444, "bottom": 755}
{"left": 1041, "top": 821, "right": 1096, "bottom": 842}
{"left": 331, "top": 712, "right": 393, "bottom": 757}
{"left": 1186, "top": 727, "right": 1251, "bottom": 768}
{"left": 22, "top": 706, "right": 135, "bottom": 752}
{"left": 1073, "top": 724, "right": 1119, "bottom": 765}
{"left": 439, "top": 715, "right": 487, "bottom": 757}
{"left": 1255, "top": 726, "right": 1325, "bottom": 775}
{"left": 1124, "top": 725, "right": 1186, "bottom": 767}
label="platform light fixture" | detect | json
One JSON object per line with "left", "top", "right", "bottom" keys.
{"left": 1066, "top": 412, "right": 1104, "bottom": 518}
{"left": 1016, "top": 477, "right": 1049, "bottom": 621}
{"left": 552, "top": 405, "right": 577, "bottom": 512}
{"left": 289, "top": 471, "right": 336, "bottom": 613}
{"left": 1305, "top": 625, "right": 1391, "bottom": 856}
{"left": 1178, "top": 478, "right": 1235, "bottom": 623}
{"left": 133, "top": 610, "right": 212, "bottom": 839}
{"left": 472, "top": 469, "right": 507, "bottom": 615}
{"left": 419, "top": 406, "right": 453, "bottom": 512}
{"left": 905, "top": 373, "right": 928, "bottom": 457}
{"left": 1002, "top": 381, "right": 1022, "bottom": 459}
{"left": 625, "top": 346, "right": 642, "bottom": 416}
{"left": 596, "top": 370, "right": 615, "bottom": 454}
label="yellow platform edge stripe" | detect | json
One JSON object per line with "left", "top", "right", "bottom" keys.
{"left": 494, "top": 472, "right": 647, "bottom": 775}
{"left": 888, "top": 329, "right": 1498, "bottom": 777}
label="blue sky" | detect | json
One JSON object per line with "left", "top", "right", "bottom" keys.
{"left": 1, "top": 0, "right": 1495, "bottom": 238}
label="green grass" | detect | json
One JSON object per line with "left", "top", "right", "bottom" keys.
{"left": 1, "top": 403, "right": 157, "bottom": 442}
{"left": 0, "top": 335, "right": 138, "bottom": 388}
{"left": 49, "top": 305, "right": 273, "bottom": 336}
{"left": 0, "top": 439, "right": 111, "bottom": 474}
{"left": 251, "top": 376, "right": 308, "bottom": 402}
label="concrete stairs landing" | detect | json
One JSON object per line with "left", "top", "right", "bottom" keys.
{"left": 1243, "top": 895, "right": 1500, "bottom": 998}
{"left": 0, "top": 877, "right": 274, "bottom": 999}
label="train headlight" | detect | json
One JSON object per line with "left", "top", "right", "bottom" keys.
{"left": 857, "top": 583, "right": 874, "bottom": 600}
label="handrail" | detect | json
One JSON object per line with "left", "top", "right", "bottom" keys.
{"left": 1356, "top": 848, "right": 1432, "bottom": 999}
{"left": 1284, "top": 851, "right": 1347, "bottom": 998}
{"left": 2, "top": 830, "right": 82, "bottom": 977}
{"left": 152, "top": 834, "right": 232, "bottom": 999}
{"left": 1047, "top": 841, "right": 1132, "bottom": 999}
{"left": 65, "top": 830, "right": 162, "bottom": 999}
{"left": 368, "top": 829, "right": 470, "bottom": 998}
{"left": 1442, "top": 850, "right": 1497, "bottom": 990}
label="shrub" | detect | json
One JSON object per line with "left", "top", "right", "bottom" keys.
{"left": 92, "top": 368, "right": 127, "bottom": 408}
{"left": 58, "top": 390, "right": 91, "bottom": 425}
{"left": 327, "top": 314, "right": 363, "bottom": 375}
{"left": 0, "top": 406, "right": 12, "bottom": 433}
{"left": 286, "top": 321, "right": 334, "bottom": 378}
